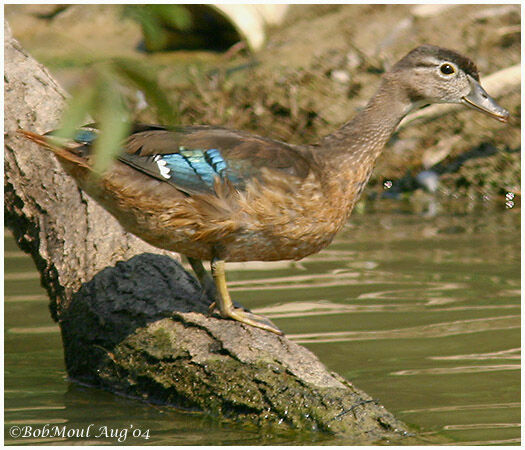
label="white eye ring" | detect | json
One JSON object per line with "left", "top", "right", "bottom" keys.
{"left": 440, "top": 63, "right": 455, "bottom": 75}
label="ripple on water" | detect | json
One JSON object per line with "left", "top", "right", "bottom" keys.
{"left": 4, "top": 205, "right": 520, "bottom": 445}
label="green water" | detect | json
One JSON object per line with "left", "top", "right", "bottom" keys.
{"left": 4, "top": 202, "right": 520, "bottom": 445}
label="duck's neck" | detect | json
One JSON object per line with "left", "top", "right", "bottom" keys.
{"left": 318, "top": 77, "right": 414, "bottom": 179}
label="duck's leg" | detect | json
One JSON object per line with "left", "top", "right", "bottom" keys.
{"left": 187, "top": 257, "right": 217, "bottom": 302}
{"left": 210, "top": 257, "right": 283, "bottom": 335}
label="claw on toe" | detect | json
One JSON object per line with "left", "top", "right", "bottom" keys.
{"left": 221, "top": 307, "right": 283, "bottom": 335}
{"left": 208, "top": 301, "right": 283, "bottom": 335}
{"left": 232, "top": 307, "right": 283, "bottom": 334}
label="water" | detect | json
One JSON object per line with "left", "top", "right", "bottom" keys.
{"left": 4, "top": 202, "right": 520, "bottom": 445}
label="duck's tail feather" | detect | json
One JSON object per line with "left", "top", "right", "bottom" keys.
{"left": 17, "top": 129, "right": 90, "bottom": 169}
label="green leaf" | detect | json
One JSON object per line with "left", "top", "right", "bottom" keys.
{"left": 55, "top": 86, "right": 97, "bottom": 139}
{"left": 91, "top": 76, "right": 131, "bottom": 176}
{"left": 139, "top": 12, "right": 168, "bottom": 52}
{"left": 149, "top": 5, "right": 192, "bottom": 30}
{"left": 112, "top": 58, "right": 178, "bottom": 125}
{"left": 122, "top": 5, "right": 192, "bottom": 51}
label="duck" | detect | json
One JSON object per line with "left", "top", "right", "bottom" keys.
{"left": 19, "top": 45, "right": 509, "bottom": 335}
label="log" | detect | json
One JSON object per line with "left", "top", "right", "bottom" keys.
{"left": 4, "top": 21, "right": 411, "bottom": 441}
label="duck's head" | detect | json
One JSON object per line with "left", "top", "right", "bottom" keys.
{"left": 387, "top": 45, "right": 509, "bottom": 122}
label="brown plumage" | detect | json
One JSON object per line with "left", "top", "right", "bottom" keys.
{"left": 19, "top": 45, "right": 508, "bottom": 334}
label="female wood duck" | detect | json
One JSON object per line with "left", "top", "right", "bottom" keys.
{"left": 20, "top": 45, "right": 508, "bottom": 335}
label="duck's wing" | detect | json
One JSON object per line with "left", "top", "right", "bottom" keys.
{"left": 121, "top": 124, "right": 313, "bottom": 195}
{"left": 71, "top": 124, "right": 313, "bottom": 196}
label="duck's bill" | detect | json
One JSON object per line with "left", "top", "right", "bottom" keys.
{"left": 461, "top": 76, "right": 509, "bottom": 123}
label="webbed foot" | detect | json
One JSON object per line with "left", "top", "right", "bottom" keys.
{"left": 210, "top": 258, "right": 283, "bottom": 335}
{"left": 209, "top": 300, "right": 283, "bottom": 335}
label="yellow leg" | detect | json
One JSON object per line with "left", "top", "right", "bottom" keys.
{"left": 210, "top": 258, "right": 283, "bottom": 335}
{"left": 187, "top": 257, "right": 216, "bottom": 302}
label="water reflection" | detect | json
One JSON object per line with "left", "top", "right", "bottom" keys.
{"left": 401, "top": 402, "right": 520, "bottom": 414}
{"left": 288, "top": 315, "right": 519, "bottom": 344}
{"left": 4, "top": 202, "right": 520, "bottom": 445}
{"left": 429, "top": 347, "right": 520, "bottom": 361}
{"left": 393, "top": 364, "right": 520, "bottom": 376}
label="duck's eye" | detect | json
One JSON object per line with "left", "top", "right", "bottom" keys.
{"left": 440, "top": 63, "right": 455, "bottom": 75}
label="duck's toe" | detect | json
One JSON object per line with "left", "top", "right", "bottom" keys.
{"left": 210, "top": 302, "right": 283, "bottom": 335}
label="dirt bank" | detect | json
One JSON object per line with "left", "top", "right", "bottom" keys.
{"left": 6, "top": 4, "right": 520, "bottom": 205}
